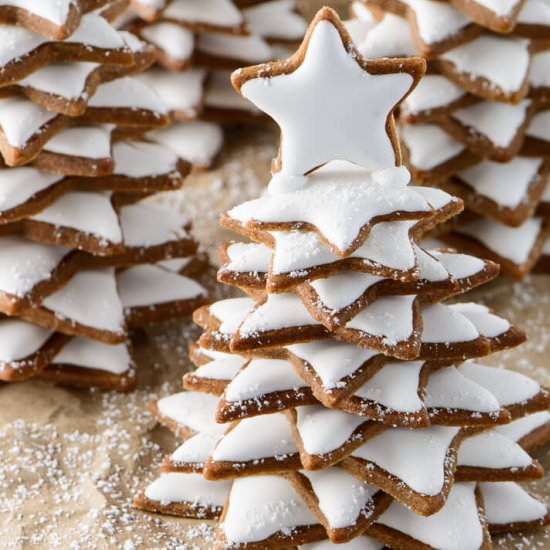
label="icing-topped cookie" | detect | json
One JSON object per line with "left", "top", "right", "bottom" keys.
{"left": 232, "top": 8, "right": 424, "bottom": 175}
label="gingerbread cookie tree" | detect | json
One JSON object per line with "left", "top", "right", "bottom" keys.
{"left": 135, "top": 8, "right": 550, "bottom": 549}
{"left": 0, "top": 1, "right": 207, "bottom": 390}
{"left": 113, "top": 0, "right": 307, "bottom": 170}
{"left": 346, "top": 0, "right": 550, "bottom": 279}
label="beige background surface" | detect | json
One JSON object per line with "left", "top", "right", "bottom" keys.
{"left": 1, "top": 2, "right": 549, "bottom": 548}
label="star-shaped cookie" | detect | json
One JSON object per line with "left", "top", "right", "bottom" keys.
{"left": 231, "top": 7, "right": 425, "bottom": 175}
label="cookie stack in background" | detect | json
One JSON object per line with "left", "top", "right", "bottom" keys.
{"left": 134, "top": 9, "right": 550, "bottom": 549}
{"left": 114, "top": 0, "right": 307, "bottom": 170}
{"left": 0, "top": 1, "right": 208, "bottom": 390}
{"left": 346, "top": 0, "right": 550, "bottom": 279}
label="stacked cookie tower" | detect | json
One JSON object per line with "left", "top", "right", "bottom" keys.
{"left": 115, "top": 0, "right": 307, "bottom": 170}
{"left": 135, "top": 9, "right": 550, "bottom": 549}
{"left": 346, "top": 0, "right": 550, "bottom": 278}
{"left": 0, "top": 1, "right": 207, "bottom": 390}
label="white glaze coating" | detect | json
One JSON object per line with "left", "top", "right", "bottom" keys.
{"left": 442, "top": 35, "right": 530, "bottom": 93}
{"left": 458, "top": 157, "right": 541, "bottom": 208}
{"left": 518, "top": 0, "right": 550, "bottom": 23}
{"left": 141, "top": 22, "right": 194, "bottom": 61}
{"left": 287, "top": 340, "right": 378, "bottom": 390}
{"left": 495, "top": 411, "right": 550, "bottom": 442}
{"left": 530, "top": 51, "right": 550, "bottom": 88}
{"left": 209, "top": 297, "right": 254, "bottom": 335}
{"left": 353, "top": 361, "right": 424, "bottom": 412}
{"left": 53, "top": 337, "right": 131, "bottom": 374}
{"left": 421, "top": 303, "right": 479, "bottom": 343}
{"left": 429, "top": 250, "right": 484, "bottom": 279}
{"left": 212, "top": 413, "right": 297, "bottom": 462}
{"left": 240, "top": 20, "right": 414, "bottom": 174}
{"left": 198, "top": 31, "right": 273, "bottom": 63}
{"left": 358, "top": 14, "right": 416, "bottom": 58}
{"left": 404, "top": 74, "right": 464, "bottom": 115}
{"left": 145, "top": 472, "right": 230, "bottom": 507}
{"left": 170, "top": 431, "right": 221, "bottom": 465}
{"left": 32, "top": 191, "right": 122, "bottom": 244}
{"left": 193, "top": 356, "right": 244, "bottom": 382}
{"left": 346, "top": 295, "right": 416, "bottom": 344}
{"left": 163, "top": 0, "right": 243, "bottom": 27}
{"left": 45, "top": 125, "right": 112, "bottom": 159}
{"left": 378, "top": 482, "right": 483, "bottom": 550}
{"left": 43, "top": 268, "right": 125, "bottom": 333}
{"left": 300, "top": 537, "right": 382, "bottom": 550}
{"left": 223, "top": 358, "right": 304, "bottom": 402}
{"left": 449, "top": 303, "right": 510, "bottom": 338}
{"left": 243, "top": 0, "right": 307, "bottom": 40}
{"left": 228, "top": 162, "right": 430, "bottom": 254}
{"left": 456, "top": 216, "right": 543, "bottom": 264}
{"left": 352, "top": 426, "right": 460, "bottom": 495}
{"left": 112, "top": 141, "right": 180, "bottom": 177}
{"left": 117, "top": 265, "right": 206, "bottom": 308}
{"left": 458, "top": 362, "right": 540, "bottom": 406}
{"left": 223, "top": 476, "right": 318, "bottom": 544}
{"left": 0, "top": 0, "right": 73, "bottom": 26}
{"left": 303, "top": 468, "right": 378, "bottom": 529}
{"left": 0, "top": 236, "right": 67, "bottom": 296}
{"left": 480, "top": 482, "right": 548, "bottom": 525}
{"left": 204, "top": 70, "right": 259, "bottom": 113}
{"left": 453, "top": 100, "right": 531, "bottom": 148}
{"left": 458, "top": 431, "right": 531, "bottom": 468}
{"left": 527, "top": 110, "right": 550, "bottom": 141}
{"left": 295, "top": 405, "right": 367, "bottom": 455}
{"left": 224, "top": 242, "right": 271, "bottom": 273}
{"left": 424, "top": 366, "right": 500, "bottom": 412}
{"left": 402, "top": 123, "right": 464, "bottom": 170}
{"left": 0, "top": 318, "right": 51, "bottom": 362}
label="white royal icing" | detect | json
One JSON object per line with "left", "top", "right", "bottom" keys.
{"left": 458, "top": 157, "right": 541, "bottom": 208}
{"left": 452, "top": 100, "right": 531, "bottom": 148}
{"left": 198, "top": 31, "right": 273, "bottom": 63}
{"left": 449, "top": 303, "right": 510, "bottom": 338}
{"left": 352, "top": 426, "right": 460, "bottom": 495}
{"left": 421, "top": 303, "right": 479, "bottom": 343}
{"left": 457, "top": 216, "right": 543, "bottom": 264}
{"left": 346, "top": 295, "right": 416, "bottom": 345}
{"left": 32, "top": 191, "right": 122, "bottom": 244}
{"left": 0, "top": 236, "right": 67, "bottom": 296}
{"left": 404, "top": 74, "right": 465, "bottom": 115}
{"left": 441, "top": 35, "right": 530, "bottom": 94}
{"left": 204, "top": 70, "right": 259, "bottom": 113}
{"left": 527, "top": 110, "right": 550, "bottom": 141}
{"left": 89, "top": 77, "right": 167, "bottom": 114}
{"left": 310, "top": 271, "right": 384, "bottom": 312}
{"left": 300, "top": 537, "right": 382, "bottom": 550}
{"left": 117, "top": 264, "right": 206, "bottom": 308}
{"left": 287, "top": 340, "right": 378, "bottom": 390}
{"left": 137, "top": 68, "right": 206, "bottom": 115}
{"left": 401, "top": 0, "right": 470, "bottom": 44}
{"left": 240, "top": 20, "right": 414, "bottom": 175}
{"left": 212, "top": 412, "right": 297, "bottom": 462}
{"left": 20, "top": 62, "right": 99, "bottom": 100}
{"left": 0, "top": 0, "right": 73, "bottom": 26}
{"left": 44, "top": 126, "right": 112, "bottom": 159}
{"left": 53, "top": 337, "right": 131, "bottom": 374}
{"left": 358, "top": 14, "right": 416, "bottom": 58}
{"left": 458, "top": 362, "right": 540, "bottom": 406}
{"left": 147, "top": 121, "right": 223, "bottom": 167}
{"left": 163, "top": 0, "right": 243, "bottom": 28}
{"left": 415, "top": 246, "right": 449, "bottom": 282}
{"left": 156, "top": 391, "right": 224, "bottom": 434}
{"left": 140, "top": 22, "right": 194, "bottom": 62}
{"left": 458, "top": 431, "right": 532, "bottom": 469}
{"left": 470, "top": 0, "right": 521, "bottom": 17}
{"left": 229, "top": 162, "right": 430, "bottom": 254}
{"left": 209, "top": 297, "right": 254, "bottom": 336}
{"left": 530, "top": 50, "right": 550, "bottom": 88}
{"left": 193, "top": 356, "right": 245, "bottom": 382}
{"left": 223, "top": 242, "right": 271, "bottom": 274}
{"left": 112, "top": 141, "right": 179, "bottom": 177}
{"left": 352, "top": 361, "right": 424, "bottom": 413}
{"left": 378, "top": 482, "right": 483, "bottom": 550}
{"left": 223, "top": 476, "right": 318, "bottom": 544}
{"left": 119, "top": 202, "right": 189, "bottom": 247}
{"left": 424, "top": 366, "right": 500, "bottom": 412}
{"left": 43, "top": 268, "right": 125, "bottom": 333}
{"left": 480, "top": 482, "right": 548, "bottom": 525}
{"left": 518, "top": 0, "right": 550, "bottom": 23}
{"left": 223, "top": 358, "right": 304, "bottom": 402}
{"left": 402, "top": 124, "right": 464, "bottom": 170}
{"left": 295, "top": 405, "right": 367, "bottom": 456}
{"left": 0, "top": 167, "right": 62, "bottom": 212}
{"left": 270, "top": 220, "right": 417, "bottom": 275}
{"left": 243, "top": 0, "right": 307, "bottom": 40}
{"left": 170, "top": 431, "right": 221, "bottom": 466}
{"left": 239, "top": 293, "right": 320, "bottom": 336}
{"left": 145, "top": 472, "right": 230, "bottom": 508}
{"left": 302, "top": 468, "right": 378, "bottom": 529}
{"left": 0, "top": 318, "right": 51, "bottom": 362}
{"left": 495, "top": 411, "right": 550, "bottom": 442}
{"left": 429, "top": 250, "right": 485, "bottom": 280}
{"left": 0, "top": 96, "right": 56, "bottom": 148}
